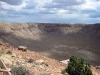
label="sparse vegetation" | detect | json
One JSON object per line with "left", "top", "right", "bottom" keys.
{"left": 62, "top": 56, "right": 93, "bottom": 75}
{"left": 6, "top": 50, "right": 12, "bottom": 54}
{"left": 0, "top": 49, "right": 3, "bottom": 56}
{"left": 11, "top": 66, "right": 34, "bottom": 75}
{"left": 0, "top": 62, "right": 2, "bottom": 68}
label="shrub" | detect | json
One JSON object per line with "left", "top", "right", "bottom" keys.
{"left": 62, "top": 56, "right": 93, "bottom": 75}
{"left": 6, "top": 51, "right": 12, "bottom": 54}
{"left": 11, "top": 66, "right": 34, "bottom": 75}
{"left": 0, "top": 50, "right": 3, "bottom": 56}
{"left": 0, "top": 62, "right": 2, "bottom": 68}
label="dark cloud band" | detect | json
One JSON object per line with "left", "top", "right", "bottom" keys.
{"left": 0, "top": 0, "right": 23, "bottom": 5}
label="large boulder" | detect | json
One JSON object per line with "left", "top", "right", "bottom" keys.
{"left": 18, "top": 46, "right": 27, "bottom": 52}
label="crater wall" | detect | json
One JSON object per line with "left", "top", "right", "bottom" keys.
{"left": 0, "top": 22, "right": 100, "bottom": 65}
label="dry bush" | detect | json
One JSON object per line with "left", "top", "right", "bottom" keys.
{"left": 11, "top": 66, "right": 34, "bottom": 75}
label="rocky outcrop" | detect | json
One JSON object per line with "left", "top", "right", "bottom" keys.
{"left": 0, "top": 40, "right": 65, "bottom": 75}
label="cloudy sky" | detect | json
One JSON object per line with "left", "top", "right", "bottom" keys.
{"left": 0, "top": 0, "right": 100, "bottom": 23}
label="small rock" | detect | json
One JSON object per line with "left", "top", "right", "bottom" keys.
{"left": 40, "top": 72, "right": 52, "bottom": 75}
{"left": 28, "top": 58, "right": 34, "bottom": 63}
{"left": 60, "top": 59, "right": 69, "bottom": 64}
{"left": 42, "top": 62, "right": 49, "bottom": 66}
{"left": 35, "top": 59, "right": 44, "bottom": 65}
{"left": 12, "top": 53, "right": 16, "bottom": 57}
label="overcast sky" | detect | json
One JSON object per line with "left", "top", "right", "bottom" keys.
{"left": 0, "top": 0, "right": 100, "bottom": 23}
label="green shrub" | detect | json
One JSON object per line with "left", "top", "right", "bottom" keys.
{"left": 62, "top": 56, "right": 93, "bottom": 75}
{"left": 0, "top": 62, "right": 2, "bottom": 68}
{"left": 6, "top": 51, "right": 12, "bottom": 54}
{"left": 11, "top": 66, "right": 34, "bottom": 75}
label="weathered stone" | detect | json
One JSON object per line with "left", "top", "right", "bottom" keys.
{"left": 28, "top": 58, "right": 34, "bottom": 63}
{"left": 60, "top": 59, "right": 69, "bottom": 64}
{"left": 18, "top": 46, "right": 27, "bottom": 52}
{"left": 35, "top": 59, "right": 44, "bottom": 65}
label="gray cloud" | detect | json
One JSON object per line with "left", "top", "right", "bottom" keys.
{"left": 89, "top": 12, "right": 100, "bottom": 18}
{"left": 52, "top": 0, "right": 85, "bottom": 5}
{"left": 39, "top": 9, "right": 57, "bottom": 14}
{"left": 23, "top": 0, "right": 37, "bottom": 9}
{"left": 43, "top": 0, "right": 85, "bottom": 8}
{"left": 80, "top": 9, "right": 100, "bottom": 18}
{"left": 0, "top": 0, "right": 23, "bottom": 5}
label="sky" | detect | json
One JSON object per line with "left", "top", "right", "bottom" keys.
{"left": 0, "top": 0, "right": 100, "bottom": 24}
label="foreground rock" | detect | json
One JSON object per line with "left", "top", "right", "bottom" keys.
{"left": 60, "top": 59, "right": 69, "bottom": 65}
{"left": 0, "top": 40, "right": 65, "bottom": 75}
